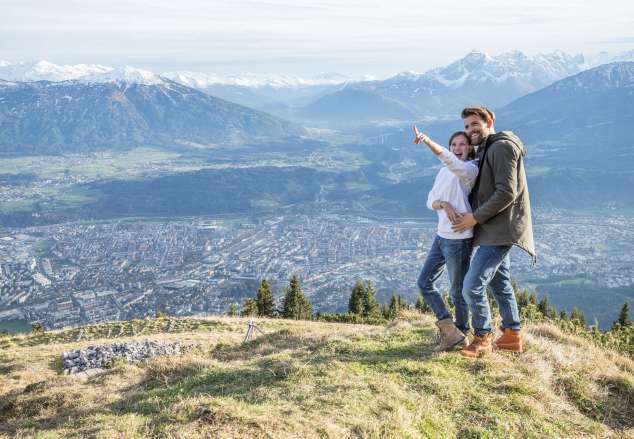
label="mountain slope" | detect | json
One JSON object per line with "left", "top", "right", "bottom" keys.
{"left": 496, "top": 61, "right": 634, "bottom": 150}
{"left": 303, "top": 50, "right": 586, "bottom": 123}
{"left": 300, "top": 88, "right": 417, "bottom": 126}
{"left": 1, "top": 312, "right": 632, "bottom": 438}
{"left": 162, "top": 71, "right": 351, "bottom": 117}
{"left": 0, "top": 78, "right": 305, "bottom": 155}
{"left": 0, "top": 61, "right": 351, "bottom": 120}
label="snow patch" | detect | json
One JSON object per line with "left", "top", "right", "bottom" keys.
{"left": 80, "top": 66, "right": 164, "bottom": 85}
{"left": 163, "top": 71, "right": 350, "bottom": 88}
{"left": 0, "top": 60, "right": 113, "bottom": 82}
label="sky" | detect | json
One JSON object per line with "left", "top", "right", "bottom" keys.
{"left": 2, "top": 0, "right": 633, "bottom": 77}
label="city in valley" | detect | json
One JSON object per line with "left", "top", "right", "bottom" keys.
{"left": 1, "top": 210, "right": 632, "bottom": 331}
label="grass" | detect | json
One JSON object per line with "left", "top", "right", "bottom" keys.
{"left": 1, "top": 312, "right": 633, "bottom": 438}
{"left": 557, "top": 278, "right": 594, "bottom": 286}
{"left": 0, "top": 199, "right": 40, "bottom": 214}
{"left": 0, "top": 148, "right": 182, "bottom": 179}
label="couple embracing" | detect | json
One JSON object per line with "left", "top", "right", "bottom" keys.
{"left": 414, "top": 106, "right": 535, "bottom": 358}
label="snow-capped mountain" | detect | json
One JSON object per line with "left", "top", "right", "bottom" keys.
{"left": 584, "top": 49, "right": 634, "bottom": 68}
{"left": 0, "top": 61, "right": 166, "bottom": 86}
{"left": 369, "top": 50, "right": 585, "bottom": 93}
{"left": 550, "top": 60, "right": 634, "bottom": 91}
{"left": 163, "top": 71, "right": 350, "bottom": 89}
{"left": 0, "top": 60, "right": 113, "bottom": 82}
{"left": 160, "top": 71, "right": 351, "bottom": 118}
{"left": 0, "top": 60, "right": 352, "bottom": 118}
{"left": 79, "top": 66, "right": 165, "bottom": 85}
{"left": 302, "top": 50, "right": 587, "bottom": 125}
{"left": 0, "top": 60, "right": 349, "bottom": 89}
{"left": 0, "top": 77, "right": 305, "bottom": 155}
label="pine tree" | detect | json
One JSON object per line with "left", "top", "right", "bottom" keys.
{"left": 256, "top": 279, "right": 276, "bottom": 317}
{"left": 363, "top": 281, "right": 381, "bottom": 318}
{"left": 227, "top": 303, "right": 239, "bottom": 317}
{"left": 381, "top": 303, "right": 390, "bottom": 319}
{"left": 516, "top": 288, "right": 530, "bottom": 310}
{"left": 415, "top": 295, "right": 430, "bottom": 313}
{"left": 529, "top": 291, "right": 538, "bottom": 306}
{"left": 570, "top": 307, "right": 586, "bottom": 327}
{"left": 397, "top": 295, "right": 405, "bottom": 310}
{"left": 31, "top": 323, "right": 44, "bottom": 334}
{"left": 559, "top": 309, "right": 568, "bottom": 320}
{"left": 615, "top": 302, "right": 631, "bottom": 328}
{"left": 282, "top": 275, "right": 312, "bottom": 320}
{"left": 241, "top": 298, "right": 258, "bottom": 317}
{"left": 348, "top": 280, "right": 366, "bottom": 315}
{"left": 387, "top": 294, "right": 399, "bottom": 319}
{"left": 387, "top": 293, "right": 408, "bottom": 319}
{"left": 538, "top": 296, "right": 556, "bottom": 319}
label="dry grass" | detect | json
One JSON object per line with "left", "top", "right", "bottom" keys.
{"left": 0, "top": 314, "right": 633, "bottom": 438}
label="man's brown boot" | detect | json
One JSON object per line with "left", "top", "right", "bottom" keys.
{"left": 434, "top": 318, "right": 467, "bottom": 352}
{"left": 460, "top": 333, "right": 493, "bottom": 358}
{"left": 493, "top": 328, "right": 522, "bottom": 353}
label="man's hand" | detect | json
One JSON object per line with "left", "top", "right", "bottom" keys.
{"left": 442, "top": 202, "right": 463, "bottom": 224}
{"left": 451, "top": 213, "right": 477, "bottom": 233}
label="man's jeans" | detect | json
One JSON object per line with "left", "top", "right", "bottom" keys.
{"left": 462, "top": 245, "right": 521, "bottom": 336}
{"left": 417, "top": 235, "right": 473, "bottom": 333}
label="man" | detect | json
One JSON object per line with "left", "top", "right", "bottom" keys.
{"left": 451, "top": 107, "right": 535, "bottom": 358}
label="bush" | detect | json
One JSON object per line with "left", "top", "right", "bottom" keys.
{"left": 315, "top": 312, "right": 387, "bottom": 326}
{"left": 31, "top": 323, "right": 45, "bottom": 335}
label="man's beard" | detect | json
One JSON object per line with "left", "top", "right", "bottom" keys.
{"left": 471, "top": 131, "right": 484, "bottom": 145}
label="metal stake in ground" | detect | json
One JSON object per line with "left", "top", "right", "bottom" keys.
{"left": 243, "top": 319, "right": 265, "bottom": 343}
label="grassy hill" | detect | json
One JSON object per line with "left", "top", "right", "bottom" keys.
{"left": 1, "top": 312, "right": 633, "bottom": 438}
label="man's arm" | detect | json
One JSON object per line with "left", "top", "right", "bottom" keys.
{"left": 452, "top": 141, "right": 519, "bottom": 233}
{"left": 472, "top": 141, "right": 519, "bottom": 224}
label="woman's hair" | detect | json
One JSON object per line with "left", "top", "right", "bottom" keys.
{"left": 448, "top": 131, "right": 475, "bottom": 160}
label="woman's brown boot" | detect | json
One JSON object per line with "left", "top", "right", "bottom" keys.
{"left": 434, "top": 318, "right": 467, "bottom": 352}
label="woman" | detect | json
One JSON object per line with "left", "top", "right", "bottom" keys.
{"left": 413, "top": 125, "right": 478, "bottom": 351}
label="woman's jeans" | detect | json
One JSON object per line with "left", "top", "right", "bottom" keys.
{"left": 462, "top": 245, "right": 521, "bottom": 336}
{"left": 417, "top": 235, "right": 473, "bottom": 333}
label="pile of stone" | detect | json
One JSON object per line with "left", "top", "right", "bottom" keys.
{"left": 61, "top": 340, "right": 191, "bottom": 375}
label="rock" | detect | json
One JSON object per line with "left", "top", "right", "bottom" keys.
{"left": 60, "top": 340, "right": 193, "bottom": 375}
{"left": 74, "top": 368, "right": 105, "bottom": 380}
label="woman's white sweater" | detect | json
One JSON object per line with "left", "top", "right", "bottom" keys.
{"left": 426, "top": 148, "right": 479, "bottom": 240}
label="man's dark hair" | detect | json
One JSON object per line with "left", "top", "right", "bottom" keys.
{"left": 461, "top": 107, "right": 495, "bottom": 124}
{"left": 448, "top": 131, "right": 476, "bottom": 160}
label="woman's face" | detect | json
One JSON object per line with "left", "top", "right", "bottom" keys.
{"left": 450, "top": 135, "right": 471, "bottom": 161}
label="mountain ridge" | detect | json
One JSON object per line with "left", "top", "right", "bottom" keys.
{"left": 299, "top": 50, "right": 587, "bottom": 125}
{"left": 0, "top": 78, "right": 306, "bottom": 155}
{"left": 0, "top": 50, "right": 591, "bottom": 126}
{"left": 496, "top": 61, "right": 634, "bottom": 148}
